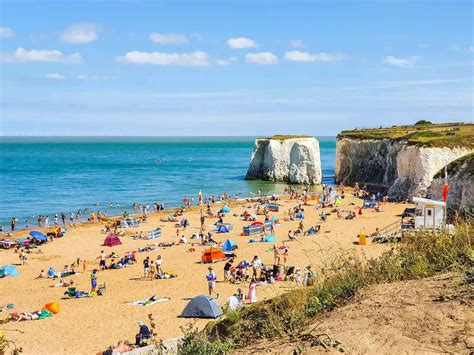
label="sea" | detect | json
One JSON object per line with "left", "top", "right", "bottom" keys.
{"left": 0, "top": 136, "right": 336, "bottom": 230}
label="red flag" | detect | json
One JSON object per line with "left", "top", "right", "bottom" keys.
{"left": 442, "top": 165, "right": 448, "bottom": 202}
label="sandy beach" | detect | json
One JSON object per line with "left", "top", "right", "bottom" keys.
{"left": 0, "top": 189, "right": 409, "bottom": 354}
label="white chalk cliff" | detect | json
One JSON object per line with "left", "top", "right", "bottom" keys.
{"left": 335, "top": 138, "right": 473, "bottom": 200}
{"left": 426, "top": 154, "right": 474, "bottom": 212}
{"left": 245, "top": 137, "right": 322, "bottom": 184}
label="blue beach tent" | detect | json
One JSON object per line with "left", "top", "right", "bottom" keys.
{"left": 29, "top": 231, "right": 47, "bottom": 242}
{"left": 221, "top": 239, "right": 238, "bottom": 252}
{"left": 0, "top": 265, "right": 19, "bottom": 277}
{"left": 262, "top": 235, "right": 276, "bottom": 243}
{"left": 220, "top": 205, "right": 231, "bottom": 213}
{"left": 217, "top": 225, "right": 229, "bottom": 233}
{"left": 295, "top": 213, "right": 305, "bottom": 220}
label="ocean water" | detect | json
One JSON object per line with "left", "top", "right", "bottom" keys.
{"left": 0, "top": 136, "right": 336, "bottom": 230}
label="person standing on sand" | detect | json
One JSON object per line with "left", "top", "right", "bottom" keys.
{"left": 97, "top": 250, "right": 107, "bottom": 270}
{"left": 143, "top": 256, "right": 151, "bottom": 279}
{"left": 61, "top": 213, "right": 66, "bottom": 225}
{"left": 223, "top": 258, "right": 233, "bottom": 281}
{"left": 273, "top": 245, "right": 281, "bottom": 265}
{"left": 155, "top": 255, "right": 163, "bottom": 274}
{"left": 11, "top": 217, "right": 16, "bottom": 231}
{"left": 91, "top": 269, "right": 98, "bottom": 292}
{"left": 206, "top": 266, "right": 219, "bottom": 298}
{"left": 247, "top": 279, "right": 257, "bottom": 303}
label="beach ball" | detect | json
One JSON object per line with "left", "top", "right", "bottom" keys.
{"left": 44, "top": 302, "right": 60, "bottom": 314}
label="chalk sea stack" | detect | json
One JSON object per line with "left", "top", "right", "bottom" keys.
{"left": 335, "top": 122, "right": 474, "bottom": 200}
{"left": 245, "top": 135, "right": 322, "bottom": 185}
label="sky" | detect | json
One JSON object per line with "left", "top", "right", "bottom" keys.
{"left": 0, "top": 0, "right": 472, "bottom": 136}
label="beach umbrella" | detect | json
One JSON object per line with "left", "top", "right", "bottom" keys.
{"left": 44, "top": 302, "right": 60, "bottom": 314}
{"left": 29, "top": 231, "right": 47, "bottom": 242}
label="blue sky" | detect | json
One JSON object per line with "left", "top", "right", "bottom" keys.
{"left": 1, "top": 0, "right": 472, "bottom": 136}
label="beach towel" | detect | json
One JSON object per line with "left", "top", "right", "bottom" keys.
{"left": 127, "top": 296, "right": 170, "bottom": 307}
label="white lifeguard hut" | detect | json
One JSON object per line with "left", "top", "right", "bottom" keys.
{"left": 412, "top": 197, "right": 445, "bottom": 229}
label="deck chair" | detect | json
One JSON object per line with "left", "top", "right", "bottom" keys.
{"left": 97, "top": 283, "right": 106, "bottom": 296}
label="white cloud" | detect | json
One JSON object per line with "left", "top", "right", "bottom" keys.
{"left": 290, "top": 40, "right": 304, "bottom": 48}
{"left": 216, "top": 57, "right": 237, "bottom": 66}
{"left": 60, "top": 23, "right": 98, "bottom": 43}
{"left": 44, "top": 73, "right": 65, "bottom": 80}
{"left": 245, "top": 52, "right": 278, "bottom": 65}
{"left": 284, "top": 50, "right": 346, "bottom": 62}
{"left": 76, "top": 74, "right": 106, "bottom": 80}
{"left": 2, "top": 48, "right": 83, "bottom": 63}
{"left": 384, "top": 55, "right": 418, "bottom": 68}
{"left": 0, "top": 27, "right": 15, "bottom": 39}
{"left": 117, "top": 51, "right": 209, "bottom": 66}
{"left": 149, "top": 33, "right": 189, "bottom": 44}
{"left": 227, "top": 37, "right": 258, "bottom": 49}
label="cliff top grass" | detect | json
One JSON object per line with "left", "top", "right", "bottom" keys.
{"left": 260, "top": 135, "right": 314, "bottom": 141}
{"left": 338, "top": 122, "right": 473, "bottom": 148}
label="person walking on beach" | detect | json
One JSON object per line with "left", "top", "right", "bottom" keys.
{"left": 69, "top": 212, "right": 74, "bottom": 226}
{"left": 61, "top": 213, "right": 66, "bottom": 225}
{"left": 91, "top": 269, "right": 98, "bottom": 292}
{"left": 206, "top": 266, "right": 219, "bottom": 298}
{"left": 54, "top": 214, "right": 59, "bottom": 226}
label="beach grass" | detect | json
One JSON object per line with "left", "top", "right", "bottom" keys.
{"left": 179, "top": 220, "right": 473, "bottom": 354}
{"left": 337, "top": 122, "right": 473, "bottom": 148}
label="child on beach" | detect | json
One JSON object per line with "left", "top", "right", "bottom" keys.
{"left": 91, "top": 269, "right": 98, "bottom": 292}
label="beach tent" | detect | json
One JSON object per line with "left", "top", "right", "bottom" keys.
{"left": 220, "top": 205, "right": 231, "bottom": 213}
{"left": 146, "top": 228, "right": 162, "bottom": 240}
{"left": 103, "top": 234, "right": 122, "bottom": 247}
{"left": 201, "top": 248, "right": 227, "bottom": 263}
{"left": 215, "top": 223, "right": 233, "bottom": 231}
{"left": 262, "top": 235, "right": 276, "bottom": 243}
{"left": 216, "top": 225, "right": 229, "bottom": 233}
{"left": 29, "top": 231, "right": 47, "bottom": 242}
{"left": 0, "top": 265, "right": 19, "bottom": 277}
{"left": 267, "top": 204, "right": 279, "bottom": 212}
{"left": 295, "top": 213, "right": 305, "bottom": 220}
{"left": 221, "top": 239, "right": 238, "bottom": 252}
{"left": 180, "top": 295, "right": 223, "bottom": 318}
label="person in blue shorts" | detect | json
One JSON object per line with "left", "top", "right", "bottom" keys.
{"left": 91, "top": 269, "right": 98, "bottom": 292}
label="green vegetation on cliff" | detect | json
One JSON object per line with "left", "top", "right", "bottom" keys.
{"left": 259, "top": 135, "right": 313, "bottom": 141}
{"left": 338, "top": 122, "right": 473, "bottom": 148}
{"left": 433, "top": 153, "right": 474, "bottom": 179}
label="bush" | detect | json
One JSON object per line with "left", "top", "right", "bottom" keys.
{"left": 415, "top": 119, "right": 433, "bottom": 125}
